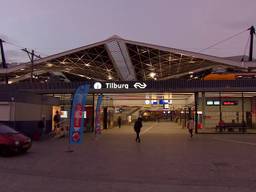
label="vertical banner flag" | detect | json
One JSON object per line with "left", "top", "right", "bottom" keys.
{"left": 70, "top": 84, "right": 90, "bottom": 144}
{"left": 95, "top": 94, "right": 103, "bottom": 135}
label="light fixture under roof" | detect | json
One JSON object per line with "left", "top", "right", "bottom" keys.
{"left": 149, "top": 72, "right": 156, "bottom": 78}
{"left": 188, "top": 60, "right": 196, "bottom": 64}
{"left": 108, "top": 75, "right": 113, "bottom": 80}
{"left": 84, "top": 63, "right": 90, "bottom": 67}
{"left": 20, "top": 68, "right": 25, "bottom": 71}
{"left": 46, "top": 63, "right": 53, "bottom": 67}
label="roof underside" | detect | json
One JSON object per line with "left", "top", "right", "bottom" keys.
{"left": 0, "top": 36, "right": 244, "bottom": 84}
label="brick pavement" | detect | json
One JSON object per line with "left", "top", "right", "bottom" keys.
{"left": 0, "top": 122, "right": 256, "bottom": 192}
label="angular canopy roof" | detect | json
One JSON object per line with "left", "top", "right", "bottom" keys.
{"left": 0, "top": 35, "right": 246, "bottom": 84}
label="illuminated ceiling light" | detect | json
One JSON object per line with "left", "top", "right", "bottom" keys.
{"left": 20, "top": 68, "right": 25, "bottom": 71}
{"left": 46, "top": 63, "right": 53, "bottom": 67}
{"left": 188, "top": 60, "right": 196, "bottom": 64}
{"left": 84, "top": 63, "right": 90, "bottom": 67}
{"left": 78, "top": 74, "right": 85, "bottom": 77}
{"left": 154, "top": 77, "right": 157, "bottom": 80}
{"left": 8, "top": 81, "right": 13, "bottom": 84}
{"left": 108, "top": 75, "right": 113, "bottom": 80}
{"left": 149, "top": 72, "right": 156, "bottom": 78}
{"left": 145, "top": 63, "right": 153, "bottom": 67}
{"left": 141, "top": 49, "right": 147, "bottom": 53}
{"left": 189, "top": 71, "right": 194, "bottom": 74}
{"left": 168, "top": 56, "right": 178, "bottom": 62}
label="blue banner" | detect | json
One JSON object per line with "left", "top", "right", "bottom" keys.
{"left": 95, "top": 94, "right": 103, "bottom": 135}
{"left": 69, "top": 84, "right": 89, "bottom": 144}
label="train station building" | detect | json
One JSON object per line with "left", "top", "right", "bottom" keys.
{"left": 1, "top": 35, "right": 256, "bottom": 136}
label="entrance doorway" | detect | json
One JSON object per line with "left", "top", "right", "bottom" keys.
{"left": 98, "top": 92, "right": 195, "bottom": 132}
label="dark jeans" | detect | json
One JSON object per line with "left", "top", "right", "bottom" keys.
{"left": 136, "top": 131, "right": 141, "bottom": 142}
{"left": 189, "top": 129, "right": 193, "bottom": 137}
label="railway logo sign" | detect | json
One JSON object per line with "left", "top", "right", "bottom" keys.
{"left": 133, "top": 82, "right": 147, "bottom": 89}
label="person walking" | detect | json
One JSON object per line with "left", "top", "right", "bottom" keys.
{"left": 118, "top": 116, "right": 122, "bottom": 128}
{"left": 187, "top": 117, "right": 194, "bottom": 138}
{"left": 134, "top": 117, "right": 143, "bottom": 143}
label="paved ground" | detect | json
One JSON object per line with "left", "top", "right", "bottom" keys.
{"left": 1, "top": 122, "right": 256, "bottom": 192}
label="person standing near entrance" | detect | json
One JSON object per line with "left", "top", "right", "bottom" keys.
{"left": 134, "top": 117, "right": 143, "bottom": 143}
{"left": 118, "top": 116, "right": 122, "bottom": 128}
{"left": 187, "top": 117, "right": 194, "bottom": 138}
{"left": 53, "top": 110, "right": 61, "bottom": 132}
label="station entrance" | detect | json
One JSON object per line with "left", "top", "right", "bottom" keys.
{"left": 55, "top": 90, "right": 256, "bottom": 135}
{"left": 55, "top": 91, "right": 198, "bottom": 135}
{"left": 99, "top": 92, "right": 195, "bottom": 131}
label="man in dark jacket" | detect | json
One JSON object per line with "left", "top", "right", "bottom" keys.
{"left": 134, "top": 117, "right": 143, "bottom": 143}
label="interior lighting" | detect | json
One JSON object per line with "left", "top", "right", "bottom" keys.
{"left": 20, "top": 68, "right": 25, "bottom": 71}
{"left": 85, "top": 63, "right": 90, "bottom": 67}
{"left": 149, "top": 72, "right": 156, "bottom": 78}
{"left": 46, "top": 63, "right": 53, "bottom": 67}
{"left": 108, "top": 75, "right": 113, "bottom": 80}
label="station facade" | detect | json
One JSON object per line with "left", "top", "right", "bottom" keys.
{"left": 1, "top": 35, "right": 256, "bottom": 136}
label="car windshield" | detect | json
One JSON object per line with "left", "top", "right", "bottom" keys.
{"left": 0, "top": 124, "right": 18, "bottom": 134}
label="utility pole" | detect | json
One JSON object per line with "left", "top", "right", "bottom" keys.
{"left": 22, "top": 48, "right": 40, "bottom": 82}
{"left": 0, "top": 38, "right": 8, "bottom": 84}
{"left": 249, "top": 26, "right": 255, "bottom": 61}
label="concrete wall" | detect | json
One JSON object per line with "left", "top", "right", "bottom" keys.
{"left": 0, "top": 102, "right": 10, "bottom": 121}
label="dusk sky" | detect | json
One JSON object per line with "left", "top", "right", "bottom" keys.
{"left": 0, "top": 0, "right": 255, "bottom": 63}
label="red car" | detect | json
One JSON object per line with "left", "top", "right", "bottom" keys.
{"left": 0, "top": 124, "right": 32, "bottom": 155}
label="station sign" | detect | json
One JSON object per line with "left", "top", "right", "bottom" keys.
{"left": 93, "top": 82, "right": 147, "bottom": 90}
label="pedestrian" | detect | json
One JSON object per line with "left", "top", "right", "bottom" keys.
{"left": 187, "top": 117, "right": 194, "bottom": 138}
{"left": 118, "top": 116, "right": 122, "bottom": 128}
{"left": 53, "top": 110, "right": 61, "bottom": 132}
{"left": 134, "top": 117, "right": 143, "bottom": 143}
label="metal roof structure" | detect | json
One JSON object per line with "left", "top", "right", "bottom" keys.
{"left": 0, "top": 35, "right": 248, "bottom": 84}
